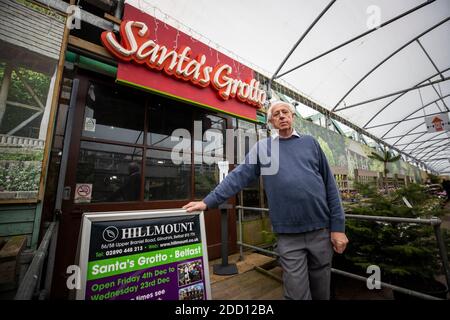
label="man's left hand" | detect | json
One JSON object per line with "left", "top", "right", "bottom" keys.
{"left": 331, "top": 232, "right": 348, "bottom": 254}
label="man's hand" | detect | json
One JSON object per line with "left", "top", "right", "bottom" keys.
{"left": 331, "top": 232, "right": 348, "bottom": 254}
{"left": 183, "top": 201, "right": 207, "bottom": 213}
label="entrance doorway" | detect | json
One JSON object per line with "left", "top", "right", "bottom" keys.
{"left": 50, "top": 71, "right": 236, "bottom": 298}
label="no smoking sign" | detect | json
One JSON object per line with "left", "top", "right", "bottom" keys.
{"left": 74, "top": 183, "right": 93, "bottom": 203}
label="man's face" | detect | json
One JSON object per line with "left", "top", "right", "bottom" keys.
{"left": 269, "top": 104, "right": 294, "bottom": 131}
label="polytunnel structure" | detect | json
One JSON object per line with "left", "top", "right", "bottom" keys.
{"left": 140, "top": 0, "right": 450, "bottom": 174}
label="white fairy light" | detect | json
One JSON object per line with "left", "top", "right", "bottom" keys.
{"left": 152, "top": 7, "right": 159, "bottom": 42}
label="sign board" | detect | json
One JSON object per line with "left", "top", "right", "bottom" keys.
{"left": 84, "top": 117, "right": 96, "bottom": 132}
{"left": 217, "top": 161, "right": 229, "bottom": 183}
{"left": 74, "top": 183, "right": 92, "bottom": 203}
{"left": 425, "top": 113, "right": 450, "bottom": 133}
{"left": 100, "top": 2, "right": 266, "bottom": 121}
{"left": 76, "top": 209, "right": 211, "bottom": 300}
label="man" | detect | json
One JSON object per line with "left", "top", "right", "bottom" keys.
{"left": 183, "top": 101, "right": 348, "bottom": 300}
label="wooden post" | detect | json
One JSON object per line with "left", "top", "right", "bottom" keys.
{"left": 39, "top": 68, "right": 58, "bottom": 140}
{"left": 0, "top": 64, "right": 13, "bottom": 126}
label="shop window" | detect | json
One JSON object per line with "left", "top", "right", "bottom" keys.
{"left": 147, "top": 99, "right": 193, "bottom": 149}
{"left": 193, "top": 114, "right": 226, "bottom": 199}
{"left": 145, "top": 149, "right": 191, "bottom": 201}
{"left": 0, "top": 47, "right": 57, "bottom": 201}
{"left": 82, "top": 82, "right": 145, "bottom": 144}
{"left": 75, "top": 141, "right": 143, "bottom": 203}
{"left": 237, "top": 119, "right": 258, "bottom": 163}
{"left": 0, "top": 1, "right": 66, "bottom": 202}
{"left": 237, "top": 120, "right": 262, "bottom": 218}
{"left": 194, "top": 163, "right": 219, "bottom": 199}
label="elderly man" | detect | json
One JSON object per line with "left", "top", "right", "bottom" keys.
{"left": 183, "top": 101, "right": 348, "bottom": 300}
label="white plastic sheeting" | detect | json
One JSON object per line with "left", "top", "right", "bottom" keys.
{"left": 128, "top": 0, "right": 450, "bottom": 174}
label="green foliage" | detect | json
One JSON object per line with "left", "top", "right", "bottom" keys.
{"left": 261, "top": 230, "right": 277, "bottom": 245}
{"left": 0, "top": 161, "right": 41, "bottom": 191}
{"left": 336, "top": 184, "right": 445, "bottom": 284}
{"left": 353, "top": 182, "right": 379, "bottom": 198}
{"left": 427, "top": 173, "right": 441, "bottom": 184}
{"left": 0, "top": 65, "right": 50, "bottom": 136}
{"left": 317, "top": 137, "right": 335, "bottom": 166}
{"left": 368, "top": 149, "right": 401, "bottom": 175}
{"left": 0, "top": 150, "right": 43, "bottom": 161}
{"left": 9, "top": 68, "right": 50, "bottom": 105}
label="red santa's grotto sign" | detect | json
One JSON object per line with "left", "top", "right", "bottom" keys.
{"left": 101, "top": 3, "right": 266, "bottom": 121}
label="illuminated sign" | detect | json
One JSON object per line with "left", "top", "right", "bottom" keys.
{"left": 101, "top": 4, "right": 265, "bottom": 120}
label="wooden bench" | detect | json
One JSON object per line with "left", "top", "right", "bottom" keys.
{"left": 0, "top": 236, "right": 27, "bottom": 285}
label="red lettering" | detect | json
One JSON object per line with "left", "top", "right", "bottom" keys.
{"left": 101, "top": 20, "right": 266, "bottom": 108}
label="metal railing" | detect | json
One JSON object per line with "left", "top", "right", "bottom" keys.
{"left": 14, "top": 221, "right": 59, "bottom": 300}
{"left": 236, "top": 205, "right": 450, "bottom": 300}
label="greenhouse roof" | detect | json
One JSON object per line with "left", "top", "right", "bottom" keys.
{"left": 130, "top": 0, "right": 449, "bottom": 173}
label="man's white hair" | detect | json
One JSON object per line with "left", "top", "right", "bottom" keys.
{"left": 266, "top": 100, "right": 296, "bottom": 122}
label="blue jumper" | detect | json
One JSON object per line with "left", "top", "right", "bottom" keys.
{"left": 203, "top": 134, "right": 345, "bottom": 233}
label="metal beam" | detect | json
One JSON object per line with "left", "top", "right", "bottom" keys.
{"left": 417, "top": 39, "right": 445, "bottom": 80}
{"left": 400, "top": 131, "right": 448, "bottom": 151}
{"left": 413, "top": 144, "right": 449, "bottom": 158}
{"left": 363, "top": 94, "right": 450, "bottom": 131}
{"left": 418, "top": 143, "right": 450, "bottom": 160}
{"left": 398, "top": 132, "right": 429, "bottom": 149}
{"left": 428, "top": 162, "right": 450, "bottom": 171}
{"left": 270, "top": 0, "right": 336, "bottom": 91}
{"left": 363, "top": 67, "right": 450, "bottom": 128}
{"left": 385, "top": 111, "right": 450, "bottom": 129}
{"left": 332, "top": 17, "right": 449, "bottom": 111}
{"left": 392, "top": 122, "right": 424, "bottom": 146}
{"left": 426, "top": 160, "right": 449, "bottom": 166}
{"left": 379, "top": 95, "right": 450, "bottom": 138}
{"left": 402, "top": 139, "right": 445, "bottom": 154}
{"left": 403, "top": 141, "right": 449, "bottom": 153}
{"left": 7, "top": 111, "right": 43, "bottom": 136}
{"left": 336, "top": 77, "right": 450, "bottom": 112}
{"left": 417, "top": 39, "right": 450, "bottom": 112}
{"left": 384, "top": 130, "right": 431, "bottom": 140}
{"left": 255, "top": 73, "right": 433, "bottom": 172}
{"left": 275, "top": 0, "right": 437, "bottom": 80}
{"left": 395, "top": 135, "right": 449, "bottom": 147}
{"left": 429, "top": 80, "right": 450, "bottom": 112}
{"left": 6, "top": 101, "right": 42, "bottom": 112}
{"left": 422, "top": 157, "right": 450, "bottom": 162}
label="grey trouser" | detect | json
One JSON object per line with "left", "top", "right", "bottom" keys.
{"left": 276, "top": 228, "right": 333, "bottom": 300}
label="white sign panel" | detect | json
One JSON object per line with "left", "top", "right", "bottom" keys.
{"left": 218, "top": 161, "right": 229, "bottom": 183}
{"left": 425, "top": 113, "right": 450, "bottom": 133}
{"left": 84, "top": 117, "right": 96, "bottom": 132}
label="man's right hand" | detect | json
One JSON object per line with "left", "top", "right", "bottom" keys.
{"left": 182, "top": 201, "right": 207, "bottom": 213}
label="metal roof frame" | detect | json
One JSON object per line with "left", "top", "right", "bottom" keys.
{"left": 268, "top": 0, "right": 449, "bottom": 173}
